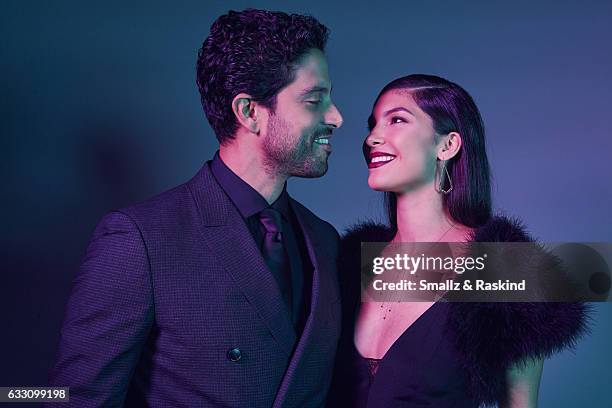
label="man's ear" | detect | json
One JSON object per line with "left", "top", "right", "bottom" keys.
{"left": 437, "top": 131, "right": 462, "bottom": 161}
{"left": 231, "top": 93, "right": 260, "bottom": 134}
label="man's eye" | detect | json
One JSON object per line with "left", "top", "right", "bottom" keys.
{"left": 306, "top": 100, "right": 322, "bottom": 105}
{"left": 391, "top": 116, "right": 406, "bottom": 124}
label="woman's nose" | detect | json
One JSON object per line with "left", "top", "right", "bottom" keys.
{"left": 365, "top": 132, "right": 384, "bottom": 147}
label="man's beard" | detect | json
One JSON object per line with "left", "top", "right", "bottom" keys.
{"left": 262, "top": 113, "right": 331, "bottom": 178}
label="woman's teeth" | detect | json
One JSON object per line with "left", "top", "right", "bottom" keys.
{"left": 314, "top": 138, "right": 329, "bottom": 145}
{"left": 371, "top": 155, "right": 395, "bottom": 163}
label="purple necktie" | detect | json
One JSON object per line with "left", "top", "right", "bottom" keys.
{"left": 259, "top": 208, "right": 293, "bottom": 316}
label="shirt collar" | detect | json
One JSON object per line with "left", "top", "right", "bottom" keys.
{"left": 210, "top": 151, "right": 291, "bottom": 220}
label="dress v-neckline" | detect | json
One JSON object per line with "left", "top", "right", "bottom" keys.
{"left": 353, "top": 301, "right": 442, "bottom": 363}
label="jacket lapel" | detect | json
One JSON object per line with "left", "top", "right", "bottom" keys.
{"left": 272, "top": 198, "right": 338, "bottom": 407}
{"left": 187, "top": 163, "right": 297, "bottom": 357}
{"left": 290, "top": 197, "right": 337, "bottom": 328}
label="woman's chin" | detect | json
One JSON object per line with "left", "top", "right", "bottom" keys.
{"left": 368, "top": 178, "right": 395, "bottom": 192}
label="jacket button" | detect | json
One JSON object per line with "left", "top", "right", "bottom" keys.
{"left": 227, "top": 348, "right": 242, "bottom": 362}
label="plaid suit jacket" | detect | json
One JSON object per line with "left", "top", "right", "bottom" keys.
{"left": 48, "top": 162, "right": 341, "bottom": 407}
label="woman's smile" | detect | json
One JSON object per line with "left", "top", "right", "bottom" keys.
{"left": 368, "top": 151, "right": 397, "bottom": 169}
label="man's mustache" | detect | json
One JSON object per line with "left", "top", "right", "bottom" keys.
{"left": 314, "top": 127, "right": 333, "bottom": 138}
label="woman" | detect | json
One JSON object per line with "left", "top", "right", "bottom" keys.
{"left": 328, "top": 74, "right": 589, "bottom": 407}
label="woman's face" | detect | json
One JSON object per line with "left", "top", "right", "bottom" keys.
{"left": 365, "top": 90, "right": 443, "bottom": 193}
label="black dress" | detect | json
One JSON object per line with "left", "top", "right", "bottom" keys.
{"left": 327, "top": 218, "right": 590, "bottom": 407}
{"left": 329, "top": 301, "right": 477, "bottom": 407}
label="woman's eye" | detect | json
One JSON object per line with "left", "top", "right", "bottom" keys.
{"left": 306, "top": 100, "right": 321, "bottom": 105}
{"left": 390, "top": 116, "right": 406, "bottom": 124}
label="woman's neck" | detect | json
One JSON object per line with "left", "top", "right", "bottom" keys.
{"left": 394, "top": 185, "right": 470, "bottom": 243}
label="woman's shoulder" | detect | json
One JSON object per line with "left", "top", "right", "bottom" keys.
{"left": 450, "top": 215, "right": 591, "bottom": 405}
{"left": 341, "top": 220, "right": 395, "bottom": 245}
{"left": 339, "top": 214, "right": 534, "bottom": 246}
{"left": 470, "top": 214, "right": 534, "bottom": 242}
{"left": 338, "top": 220, "right": 394, "bottom": 272}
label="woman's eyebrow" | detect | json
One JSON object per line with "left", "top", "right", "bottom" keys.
{"left": 383, "top": 106, "right": 415, "bottom": 117}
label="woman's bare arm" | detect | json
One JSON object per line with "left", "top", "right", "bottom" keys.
{"left": 500, "top": 357, "right": 544, "bottom": 408}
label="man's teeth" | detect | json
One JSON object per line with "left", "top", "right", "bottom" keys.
{"left": 371, "top": 155, "right": 395, "bottom": 163}
{"left": 314, "top": 138, "right": 329, "bottom": 145}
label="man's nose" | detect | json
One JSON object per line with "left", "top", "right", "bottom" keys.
{"left": 325, "top": 102, "right": 343, "bottom": 129}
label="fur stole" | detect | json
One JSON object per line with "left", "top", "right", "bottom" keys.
{"left": 339, "top": 216, "right": 592, "bottom": 407}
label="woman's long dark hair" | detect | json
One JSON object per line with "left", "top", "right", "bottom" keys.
{"left": 366, "top": 74, "right": 492, "bottom": 230}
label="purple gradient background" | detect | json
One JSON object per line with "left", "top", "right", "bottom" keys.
{"left": 1, "top": 1, "right": 611, "bottom": 406}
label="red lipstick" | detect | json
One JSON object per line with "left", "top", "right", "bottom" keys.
{"left": 368, "top": 151, "right": 396, "bottom": 169}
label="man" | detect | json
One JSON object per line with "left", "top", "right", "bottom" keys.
{"left": 48, "top": 9, "right": 343, "bottom": 407}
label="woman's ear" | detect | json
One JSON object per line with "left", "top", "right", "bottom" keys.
{"left": 231, "top": 93, "right": 260, "bottom": 134}
{"left": 437, "top": 131, "right": 462, "bottom": 161}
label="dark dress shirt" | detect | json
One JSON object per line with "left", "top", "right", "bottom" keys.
{"left": 210, "top": 151, "right": 312, "bottom": 334}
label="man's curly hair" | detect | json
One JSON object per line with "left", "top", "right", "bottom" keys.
{"left": 196, "top": 9, "right": 329, "bottom": 144}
